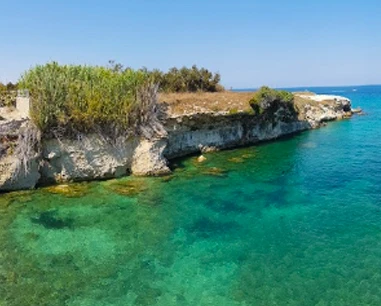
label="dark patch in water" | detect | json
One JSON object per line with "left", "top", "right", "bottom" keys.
{"left": 31, "top": 210, "right": 74, "bottom": 230}
{"left": 264, "top": 190, "right": 287, "bottom": 208}
{"left": 187, "top": 216, "right": 239, "bottom": 238}
{"left": 206, "top": 199, "right": 250, "bottom": 213}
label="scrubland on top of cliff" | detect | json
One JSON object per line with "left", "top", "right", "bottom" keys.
{"left": 0, "top": 62, "right": 345, "bottom": 135}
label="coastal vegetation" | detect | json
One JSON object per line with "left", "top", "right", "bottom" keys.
{"left": 5, "top": 62, "right": 300, "bottom": 138}
{"left": 249, "top": 86, "right": 297, "bottom": 121}
{"left": 108, "top": 61, "right": 223, "bottom": 93}
{"left": 0, "top": 82, "right": 18, "bottom": 92}
{"left": 19, "top": 62, "right": 158, "bottom": 136}
{"left": 18, "top": 62, "right": 224, "bottom": 136}
{"left": 0, "top": 82, "right": 18, "bottom": 107}
{"left": 147, "top": 65, "right": 223, "bottom": 93}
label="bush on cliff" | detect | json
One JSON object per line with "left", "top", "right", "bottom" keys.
{"left": 249, "top": 86, "right": 297, "bottom": 122}
{"left": 153, "top": 65, "right": 224, "bottom": 93}
{"left": 0, "top": 82, "right": 18, "bottom": 107}
{"left": 19, "top": 62, "right": 156, "bottom": 136}
{"left": 106, "top": 62, "right": 223, "bottom": 93}
{"left": 18, "top": 62, "right": 224, "bottom": 136}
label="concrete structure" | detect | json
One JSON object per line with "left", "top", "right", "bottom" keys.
{"left": 16, "top": 90, "right": 30, "bottom": 118}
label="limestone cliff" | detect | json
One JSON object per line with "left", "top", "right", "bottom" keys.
{"left": 0, "top": 93, "right": 353, "bottom": 192}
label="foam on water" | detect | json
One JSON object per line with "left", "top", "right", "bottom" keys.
{"left": 1, "top": 85, "right": 381, "bottom": 305}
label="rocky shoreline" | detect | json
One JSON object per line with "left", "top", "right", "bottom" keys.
{"left": 0, "top": 93, "right": 354, "bottom": 192}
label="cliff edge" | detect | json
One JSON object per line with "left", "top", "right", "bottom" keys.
{"left": 0, "top": 92, "right": 353, "bottom": 192}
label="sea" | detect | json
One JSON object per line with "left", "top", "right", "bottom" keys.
{"left": 1, "top": 85, "right": 380, "bottom": 306}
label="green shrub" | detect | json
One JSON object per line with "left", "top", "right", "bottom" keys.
{"left": 249, "top": 86, "right": 297, "bottom": 122}
{"left": 19, "top": 62, "right": 151, "bottom": 135}
{"left": 18, "top": 62, "right": 225, "bottom": 135}
{"left": 0, "top": 82, "right": 17, "bottom": 107}
{"left": 147, "top": 65, "right": 223, "bottom": 93}
{"left": 228, "top": 108, "right": 239, "bottom": 115}
{"left": 108, "top": 62, "right": 224, "bottom": 93}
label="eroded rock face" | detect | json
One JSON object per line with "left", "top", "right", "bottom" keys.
{"left": 0, "top": 94, "right": 353, "bottom": 191}
{"left": 0, "top": 155, "right": 40, "bottom": 191}
{"left": 131, "top": 138, "right": 171, "bottom": 176}
{"left": 39, "top": 135, "right": 139, "bottom": 184}
{"left": 38, "top": 135, "right": 170, "bottom": 184}
{"left": 0, "top": 119, "right": 41, "bottom": 192}
{"left": 164, "top": 114, "right": 311, "bottom": 159}
{"left": 302, "top": 97, "right": 352, "bottom": 128}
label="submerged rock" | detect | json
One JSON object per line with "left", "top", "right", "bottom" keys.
{"left": 161, "top": 175, "right": 174, "bottom": 182}
{"left": 202, "top": 167, "right": 227, "bottom": 177}
{"left": 228, "top": 157, "right": 245, "bottom": 163}
{"left": 0, "top": 190, "right": 33, "bottom": 208}
{"left": 197, "top": 155, "right": 207, "bottom": 163}
{"left": 31, "top": 210, "right": 74, "bottom": 230}
{"left": 106, "top": 179, "right": 148, "bottom": 196}
{"left": 352, "top": 108, "right": 363, "bottom": 114}
{"left": 44, "top": 183, "right": 90, "bottom": 198}
{"left": 241, "top": 154, "right": 254, "bottom": 159}
{"left": 187, "top": 216, "right": 239, "bottom": 238}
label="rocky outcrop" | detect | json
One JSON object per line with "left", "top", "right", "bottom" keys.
{"left": 0, "top": 155, "right": 40, "bottom": 190}
{"left": 164, "top": 114, "right": 311, "bottom": 158}
{"left": 0, "top": 120, "right": 41, "bottom": 191}
{"left": 299, "top": 94, "right": 352, "bottom": 128}
{"left": 39, "top": 135, "right": 139, "bottom": 185}
{"left": 131, "top": 138, "right": 171, "bottom": 176}
{"left": 0, "top": 94, "right": 353, "bottom": 192}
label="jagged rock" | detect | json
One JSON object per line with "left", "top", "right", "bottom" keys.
{"left": 202, "top": 167, "right": 226, "bottom": 177}
{"left": 352, "top": 108, "right": 363, "bottom": 114}
{"left": 0, "top": 155, "right": 40, "bottom": 191}
{"left": 0, "top": 119, "right": 41, "bottom": 191}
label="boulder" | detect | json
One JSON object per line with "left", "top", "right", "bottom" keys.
{"left": 197, "top": 155, "right": 207, "bottom": 163}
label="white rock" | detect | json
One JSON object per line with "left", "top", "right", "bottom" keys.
{"left": 197, "top": 155, "right": 207, "bottom": 163}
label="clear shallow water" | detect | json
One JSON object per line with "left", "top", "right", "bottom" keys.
{"left": 1, "top": 85, "right": 381, "bottom": 306}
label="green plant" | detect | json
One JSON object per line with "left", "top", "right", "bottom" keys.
{"left": 18, "top": 62, "right": 225, "bottom": 136}
{"left": 0, "top": 82, "right": 18, "bottom": 107}
{"left": 228, "top": 108, "right": 239, "bottom": 115}
{"left": 249, "top": 86, "right": 297, "bottom": 122}
{"left": 149, "top": 65, "right": 223, "bottom": 93}
{"left": 19, "top": 62, "right": 152, "bottom": 135}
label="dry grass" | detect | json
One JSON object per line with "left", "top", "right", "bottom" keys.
{"left": 294, "top": 95, "right": 320, "bottom": 108}
{"left": 292, "top": 91, "right": 316, "bottom": 96}
{"left": 159, "top": 91, "right": 254, "bottom": 116}
{"left": 159, "top": 91, "right": 337, "bottom": 119}
{"left": 294, "top": 93, "right": 338, "bottom": 107}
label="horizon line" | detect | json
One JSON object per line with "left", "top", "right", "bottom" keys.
{"left": 232, "top": 84, "right": 381, "bottom": 90}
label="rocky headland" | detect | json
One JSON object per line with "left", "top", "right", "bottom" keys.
{"left": 0, "top": 91, "right": 354, "bottom": 192}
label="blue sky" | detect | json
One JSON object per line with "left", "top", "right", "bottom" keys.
{"left": 1, "top": 0, "right": 380, "bottom": 88}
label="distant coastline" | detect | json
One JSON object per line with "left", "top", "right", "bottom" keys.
{"left": 233, "top": 84, "right": 381, "bottom": 93}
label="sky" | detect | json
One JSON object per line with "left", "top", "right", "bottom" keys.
{"left": 1, "top": 0, "right": 380, "bottom": 88}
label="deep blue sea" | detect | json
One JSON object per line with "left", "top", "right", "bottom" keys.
{"left": 1, "top": 85, "right": 380, "bottom": 305}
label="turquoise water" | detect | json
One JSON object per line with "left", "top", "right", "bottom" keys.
{"left": 1, "top": 85, "right": 381, "bottom": 305}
